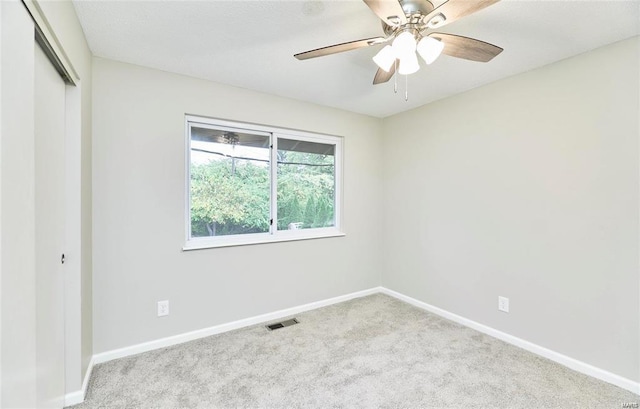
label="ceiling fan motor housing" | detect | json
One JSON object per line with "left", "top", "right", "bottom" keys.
{"left": 382, "top": 0, "right": 436, "bottom": 36}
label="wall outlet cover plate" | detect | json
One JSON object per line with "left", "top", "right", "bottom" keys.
{"left": 498, "top": 296, "right": 509, "bottom": 313}
{"left": 157, "top": 300, "right": 169, "bottom": 317}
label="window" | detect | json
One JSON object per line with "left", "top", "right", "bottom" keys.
{"left": 185, "top": 116, "right": 343, "bottom": 249}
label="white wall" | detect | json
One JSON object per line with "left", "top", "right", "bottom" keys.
{"left": 0, "top": 2, "right": 4, "bottom": 405}
{"left": 382, "top": 37, "right": 640, "bottom": 382}
{"left": 92, "top": 58, "right": 383, "bottom": 353}
{"left": 0, "top": 5, "right": 3, "bottom": 403}
{"left": 0, "top": 3, "right": 37, "bottom": 406}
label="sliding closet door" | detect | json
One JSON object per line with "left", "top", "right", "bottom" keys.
{"left": 34, "top": 42, "right": 66, "bottom": 408}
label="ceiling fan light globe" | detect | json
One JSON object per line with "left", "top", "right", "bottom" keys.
{"left": 417, "top": 37, "right": 444, "bottom": 65}
{"left": 398, "top": 52, "right": 420, "bottom": 75}
{"left": 392, "top": 31, "right": 417, "bottom": 59}
{"left": 373, "top": 45, "right": 395, "bottom": 72}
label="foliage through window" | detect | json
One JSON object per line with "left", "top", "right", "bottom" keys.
{"left": 277, "top": 138, "right": 335, "bottom": 231}
{"left": 186, "top": 117, "right": 342, "bottom": 248}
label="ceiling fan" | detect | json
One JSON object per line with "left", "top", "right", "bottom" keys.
{"left": 294, "top": 0, "right": 503, "bottom": 85}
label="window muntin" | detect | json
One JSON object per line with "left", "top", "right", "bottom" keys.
{"left": 186, "top": 117, "right": 342, "bottom": 249}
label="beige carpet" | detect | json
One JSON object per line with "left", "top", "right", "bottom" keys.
{"left": 70, "top": 294, "right": 638, "bottom": 408}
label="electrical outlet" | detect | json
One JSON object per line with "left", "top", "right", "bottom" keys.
{"left": 498, "top": 296, "right": 509, "bottom": 313}
{"left": 157, "top": 300, "right": 169, "bottom": 317}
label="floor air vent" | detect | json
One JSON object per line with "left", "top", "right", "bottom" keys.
{"left": 266, "top": 318, "right": 299, "bottom": 331}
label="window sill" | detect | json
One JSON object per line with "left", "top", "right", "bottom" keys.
{"left": 182, "top": 229, "right": 346, "bottom": 251}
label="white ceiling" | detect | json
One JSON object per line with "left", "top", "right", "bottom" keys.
{"left": 72, "top": 0, "right": 639, "bottom": 118}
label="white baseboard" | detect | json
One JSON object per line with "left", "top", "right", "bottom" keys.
{"left": 379, "top": 287, "right": 640, "bottom": 396}
{"left": 83, "top": 285, "right": 638, "bottom": 400}
{"left": 64, "top": 355, "right": 95, "bottom": 407}
{"left": 93, "top": 286, "right": 382, "bottom": 365}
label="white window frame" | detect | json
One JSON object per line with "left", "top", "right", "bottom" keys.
{"left": 183, "top": 115, "right": 344, "bottom": 250}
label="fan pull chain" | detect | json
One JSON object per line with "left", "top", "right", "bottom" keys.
{"left": 405, "top": 74, "right": 408, "bottom": 101}
{"left": 393, "top": 60, "right": 398, "bottom": 94}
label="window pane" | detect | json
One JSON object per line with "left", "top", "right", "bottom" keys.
{"left": 277, "top": 138, "right": 335, "bottom": 230}
{"left": 190, "top": 126, "right": 270, "bottom": 237}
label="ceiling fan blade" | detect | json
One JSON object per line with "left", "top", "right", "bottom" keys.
{"left": 423, "top": 0, "right": 500, "bottom": 28}
{"left": 362, "top": 0, "right": 407, "bottom": 26}
{"left": 294, "top": 37, "right": 385, "bottom": 60}
{"left": 373, "top": 60, "right": 397, "bottom": 84}
{"left": 429, "top": 33, "right": 503, "bottom": 62}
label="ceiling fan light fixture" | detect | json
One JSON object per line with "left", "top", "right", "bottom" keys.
{"left": 373, "top": 45, "right": 396, "bottom": 72}
{"left": 398, "top": 51, "right": 420, "bottom": 75}
{"left": 392, "top": 31, "right": 417, "bottom": 59}
{"left": 293, "top": 0, "right": 504, "bottom": 91}
{"left": 417, "top": 37, "right": 444, "bottom": 65}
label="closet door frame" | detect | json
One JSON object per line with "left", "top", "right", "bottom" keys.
{"left": 0, "top": 1, "right": 83, "bottom": 406}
